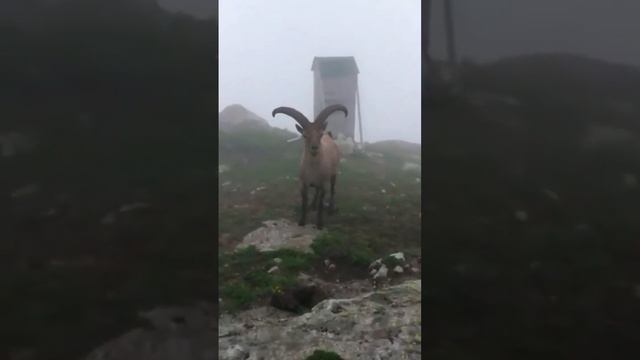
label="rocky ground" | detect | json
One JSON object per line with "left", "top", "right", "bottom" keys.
{"left": 81, "top": 279, "right": 421, "bottom": 360}
{"left": 80, "top": 216, "right": 422, "bottom": 360}
{"left": 219, "top": 280, "right": 421, "bottom": 360}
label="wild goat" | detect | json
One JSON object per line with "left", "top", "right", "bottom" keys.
{"left": 272, "top": 104, "right": 347, "bottom": 229}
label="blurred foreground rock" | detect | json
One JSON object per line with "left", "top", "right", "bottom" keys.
{"left": 83, "top": 280, "right": 420, "bottom": 360}
{"left": 83, "top": 303, "right": 217, "bottom": 360}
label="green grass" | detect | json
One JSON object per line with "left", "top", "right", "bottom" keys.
{"left": 218, "top": 128, "right": 421, "bottom": 257}
{"left": 311, "top": 231, "right": 375, "bottom": 267}
{"left": 219, "top": 246, "right": 316, "bottom": 311}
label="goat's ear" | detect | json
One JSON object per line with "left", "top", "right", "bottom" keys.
{"left": 295, "top": 124, "right": 304, "bottom": 134}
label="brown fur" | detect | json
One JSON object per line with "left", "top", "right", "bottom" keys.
{"left": 272, "top": 105, "right": 347, "bottom": 229}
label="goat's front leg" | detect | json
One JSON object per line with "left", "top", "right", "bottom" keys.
{"left": 316, "top": 185, "right": 326, "bottom": 229}
{"left": 309, "top": 186, "right": 319, "bottom": 211}
{"left": 328, "top": 174, "right": 337, "bottom": 215}
{"left": 299, "top": 183, "right": 308, "bottom": 226}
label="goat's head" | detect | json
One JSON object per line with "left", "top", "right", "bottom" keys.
{"left": 272, "top": 105, "right": 348, "bottom": 157}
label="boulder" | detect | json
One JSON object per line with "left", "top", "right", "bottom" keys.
{"left": 236, "top": 219, "right": 321, "bottom": 253}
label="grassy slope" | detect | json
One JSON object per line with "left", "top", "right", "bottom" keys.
{"left": 218, "top": 127, "right": 421, "bottom": 311}
{"left": 425, "top": 55, "right": 640, "bottom": 359}
{"left": 0, "top": 2, "right": 216, "bottom": 359}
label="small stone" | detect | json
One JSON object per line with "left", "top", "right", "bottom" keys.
{"left": 374, "top": 264, "right": 388, "bottom": 280}
{"left": 393, "top": 265, "right": 404, "bottom": 274}
{"left": 410, "top": 267, "right": 419, "bottom": 273}
{"left": 223, "top": 344, "right": 248, "bottom": 360}
{"left": 328, "top": 263, "right": 336, "bottom": 271}
{"left": 369, "top": 258, "right": 382, "bottom": 270}
{"left": 328, "top": 301, "right": 344, "bottom": 313}
{"left": 388, "top": 252, "right": 405, "bottom": 262}
{"left": 267, "top": 266, "right": 279, "bottom": 274}
{"left": 298, "top": 272, "right": 312, "bottom": 282}
{"left": 273, "top": 257, "right": 282, "bottom": 264}
{"left": 324, "top": 259, "right": 331, "bottom": 267}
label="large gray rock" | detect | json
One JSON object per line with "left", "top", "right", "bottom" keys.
{"left": 219, "top": 104, "right": 270, "bottom": 133}
{"left": 219, "top": 280, "right": 422, "bottom": 360}
{"left": 236, "top": 219, "right": 321, "bottom": 254}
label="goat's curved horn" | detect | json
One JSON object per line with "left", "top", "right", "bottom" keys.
{"left": 315, "top": 104, "right": 348, "bottom": 124}
{"left": 272, "top": 107, "right": 311, "bottom": 128}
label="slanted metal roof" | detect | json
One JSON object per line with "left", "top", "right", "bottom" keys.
{"left": 311, "top": 56, "right": 359, "bottom": 77}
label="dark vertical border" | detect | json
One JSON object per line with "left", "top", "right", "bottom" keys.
{"left": 420, "top": 1, "right": 428, "bottom": 358}
{"left": 212, "top": 0, "right": 220, "bottom": 353}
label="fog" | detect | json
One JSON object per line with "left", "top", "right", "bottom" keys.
{"left": 218, "top": 0, "right": 422, "bottom": 144}
{"left": 428, "top": 0, "right": 640, "bottom": 66}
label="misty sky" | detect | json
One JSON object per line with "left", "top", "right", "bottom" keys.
{"left": 429, "top": 0, "right": 640, "bottom": 66}
{"left": 218, "top": 0, "right": 422, "bottom": 144}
